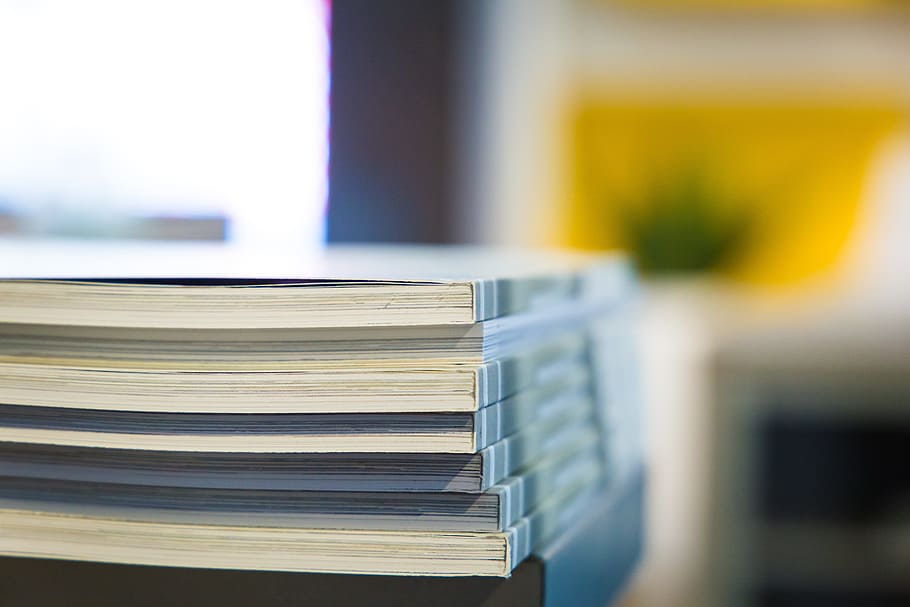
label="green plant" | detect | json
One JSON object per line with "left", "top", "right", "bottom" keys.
{"left": 614, "top": 163, "right": 754, "bottom": 275}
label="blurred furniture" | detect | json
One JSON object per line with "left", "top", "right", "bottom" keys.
{"left": 709, "top": 312, "right": 910, "bottom": 606}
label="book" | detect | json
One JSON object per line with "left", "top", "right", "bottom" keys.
{"left": 0, "top": 469, "right": 602, "bottom": 577}
{"left": 0, "top": 432, "right": 602, "bottom": 533}
{"left": 0, "top": 369, "right": 593, "bottom": 453}
{"left": 0, "top": 244, "right": 631, "bottom": 329}
{"left": 0, "top": 331, "right": 588, "bottom": 414}
{"left": 0, "top": 412, "right": 597, "bottom": 493}
{"left": 0, "top": 468, "right": 645, "bottom": 606}
{"left": 0, "top": 243, "right": 640, "bottom": 579}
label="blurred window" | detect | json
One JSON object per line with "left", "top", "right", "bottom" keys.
{"left": 0, "top": 0, "right": 329, "bottom": 247}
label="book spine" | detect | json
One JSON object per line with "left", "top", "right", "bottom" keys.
{"left": 489, "top": 438, "right": 603, "bottom": 531}
{"left": 474, "top": 359, "right": 507, "bottom": 409}
{"left": 474, "top": 271, "right": 627, "bottom": 323}
{"left": 585, "top": 298, "right": 643, "bottom": 487}
{"left": 475, "top": 337, "right": 591, "bottom": 409}
{"left": 471, "top": 279, "right": 499, "bottom": 322}
{"left": 472, "top": 404, "right": 500, "bottom": 452}
{"left": 479, "top": 440, "right": 510, "bottom": 492}
{"left": 488, "top": 476, "right": 526, "bottom": 532}
{"left": 473, "top": 387, "right": 593, "bottom": 452}
{"left": 479, "top": 407, "right": 595, "bottom": 490}
{"left": 524, "top": 441, "right": 601, "bottom": 511}
{"left": 505, "top": 518, "right": 532, "bottom": 574}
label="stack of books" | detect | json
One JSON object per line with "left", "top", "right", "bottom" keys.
{"left": 0, "top": 245, "right": 643, "bottom": 582}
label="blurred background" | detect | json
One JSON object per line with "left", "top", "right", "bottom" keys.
{"left": 2, "top": 0, "right": 910, "bottom": 605}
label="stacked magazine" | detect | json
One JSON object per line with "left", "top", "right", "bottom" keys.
{"left": 0, "top": 244, "right": 643, "bottom": 577}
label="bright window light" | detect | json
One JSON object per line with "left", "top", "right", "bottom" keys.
{"left": 0, "top": 0, "right": 330, "bottom": 248}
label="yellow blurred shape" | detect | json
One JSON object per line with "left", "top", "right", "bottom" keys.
{"left": 567, "top": 99, "right": 906, "bottom": 285}
{"left": 609, "top": 0, "right": 905, "bottom": 11}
